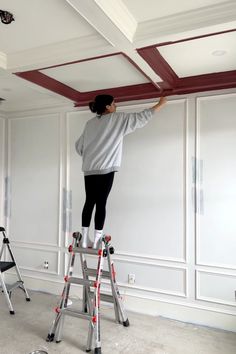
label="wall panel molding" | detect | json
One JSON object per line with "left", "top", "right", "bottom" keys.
{"left": 196, "top": 270, "right": 236, "bottom": 307}
{"left": 10, "top": 244, "right": 60, "bottom": 275}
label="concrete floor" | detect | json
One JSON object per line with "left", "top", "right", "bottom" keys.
{"left": 0, "top": 290, "right": 236, "bottom": 354}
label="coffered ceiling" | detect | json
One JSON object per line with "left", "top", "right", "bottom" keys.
{"left": 0, "top": 0, "right": 236, "bottom": 111}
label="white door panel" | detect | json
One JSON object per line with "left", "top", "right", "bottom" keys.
{"left": 9, "top": 115, "right": 60, "bottom": 246}
{"left": 196, "top": 94, "right": 236, "bottom": 268}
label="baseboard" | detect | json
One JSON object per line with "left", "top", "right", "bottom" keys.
{"left": 5, "top": 273, "right": 236, "bottom": 332}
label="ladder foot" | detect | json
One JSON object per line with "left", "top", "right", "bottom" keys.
{"left": 26, "top": 297, "right": 31, "bottom": 301}
{"left": 123, "top": 319, "right": 130, "bottom": 327}
{"left": 46, "top": 333, "right": 55, "bottom": 342}
{"left": 10, "top": 310, "right": 15, "bottom": 315}
{"left": 86, "top": 349, "right": 91, "bottom": 353}
{"left": 94, "top": 347, "right": 101, "bottom": 354}
{"left": 56, "top": 340, "right": 61, "bottom": 343}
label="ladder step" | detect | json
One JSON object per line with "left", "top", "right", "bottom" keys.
{"left": 68, "top": 277, "right": 94, "bottom": 287}
{"left": 62, "top": 307, "right": 92, "bottom": 321}
{"left": 100, "top": 293, "right": 114, "bottom": 303}
{"left": 0, "top": 261, "right": 15, "bottom": 272}
{"left": 6, "top": 281, "right": 23, "bottom": 292}
{"left": 88, "top": 291, "right": 114, "bottom": 304}
{"left": 86, "top": 268, "right": 111, "bottom": 279}
{"left": 72, "top": 247, "right": 101, "bottom": 256}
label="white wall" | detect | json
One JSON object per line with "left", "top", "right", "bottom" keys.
{"left": 0, "top": 115, "right": 5, "bottom": 227}
{"left": 4, "top": 90, "right": 236, "bottom": 331}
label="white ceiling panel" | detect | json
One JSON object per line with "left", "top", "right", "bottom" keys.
{"left": 0, "top": 0, "right": 96, "bottom": 53}
{"left": 40, "top": 55, "right": 149, "bottom": 92}
{"left": 158, "top": 32, "right": 236, "bottom": 78}
{"left": 0, "top": 70, "right": 70, "bottom": 111}
{"left": 123, "top": 0, "right": 230, "bottom": 22}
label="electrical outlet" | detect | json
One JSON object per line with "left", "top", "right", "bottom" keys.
{"left": 128, "top": 273, "right": 135, "bottom": 284}
{"left": 44, "top": 261, "right": 49, "bottom": 269}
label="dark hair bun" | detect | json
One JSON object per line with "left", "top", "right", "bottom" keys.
{"left": 89, "top": 101, "right": 97, "bottom": 113}
{"left": 89, "top": 94, "right": 114, "bottom": 115}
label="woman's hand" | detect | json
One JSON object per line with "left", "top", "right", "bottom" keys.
{"left": 152, "top": 96, "right": 167, "bottom": 111}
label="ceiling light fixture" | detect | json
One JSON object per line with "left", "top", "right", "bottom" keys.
{"left": 0, "top": 10, "right": 14, "bottom": 24}
{"left": 212, "top": 50, "right": 227, "bottom": 56}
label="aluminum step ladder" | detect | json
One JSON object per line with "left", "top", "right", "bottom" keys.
{"left": 0, "top": 226, "right": 30, "bottom": 314}
{"left": 47, "top": 231, "right": 129, "bottom": 354}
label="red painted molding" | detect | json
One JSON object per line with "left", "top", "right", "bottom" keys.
{"left": 74, "top": 83, "right": 160, "bottom": 107}
{"left": 137, "top": 28, "right": 236, "bottom": 95}
{"left": 15, "top": 70, "right": 81, "bottom": 102}
{"left": 15, "top": 71, "right": 160, "bottom": 106}
{"left": 14, "top": 52, "right": 161, "bottom": 106}
{"left": 138, "top": 47, "right": 178, "bottom": 88}
{"left": 138, "top": 28, "right": 236, "bottom": 49}
{"left": 175, "top": 70, "right": 236, "bottom": 94}
{"left": 13, "top": 28, "right": 236, "bottom": 106}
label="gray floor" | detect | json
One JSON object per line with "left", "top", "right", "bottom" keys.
{"left": 0, "top": 289, "right": 236, "bottom": 354}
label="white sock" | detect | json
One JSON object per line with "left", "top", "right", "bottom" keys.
{"left": 93, "top": 229, "right": 103, "bottom": 249}
{"left": 81, "top": 227, "right": 93, "bottom": 248}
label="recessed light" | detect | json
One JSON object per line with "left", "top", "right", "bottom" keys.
{"left": 212, "top": 50, "right": 227, "bottom": 56}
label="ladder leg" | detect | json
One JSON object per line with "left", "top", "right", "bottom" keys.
{"left": 92, "top": 248, "right": 105, "bottom": 353}
{"left": 0, "top": 271, "right": 15, "bottom": 314}
{"left": 107, "top": 248, "right": 129, "bottom": 326}
{"left": 55, "top": 313, "right": 65, "bottom": 343}
{"left": 47, "top": 284, "right": 67, "bottom": 342}
{"left": 47, "top": 233, "right": 79, "bottom": 343}
{"left": 14, "top": 264, "right": 30, "bottom": 300}
{"left": 46, "top": 311, "right": 62, "bottom": 342}
{"left": 86, "top": 321, "right": 94, "bottom": 352}
{"left": 6, "top": 239, "right": 31, "bottom": 301}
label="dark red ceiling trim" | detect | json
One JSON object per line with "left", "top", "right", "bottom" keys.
{"left": 14, "top": 52, "right": 161, "bottom": 106}
{"left": 174, "top": 70, "right": 236, "bottom": 94}
{"left": 138, "top": 47, "right": 178, "bottom": 88}
{"left": 137, "top": 28, "right": 236, "bottom": 50}
{"left": 138, "top": 29, "right": 236, "bottom": 95}
{"left": 15, "top": 70, "right": 160, "bottom": 105}
{"left": 14, "top": 27, "right": 236, "bottom": 107}
{"left": 15, "top": 71, "right": 82, "bottom": 102}
{"left": 35, "top": 52, "right": 160, "bottom": 91}
{"left": 74, "top": 83, "right": 160, "bottom": 106}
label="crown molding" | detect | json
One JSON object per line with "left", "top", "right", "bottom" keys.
{"left": 134, "top": 1, "right": 236, "bottom": 42}
{"left": 7, "top": 34, "right": 113, "bottom": 71}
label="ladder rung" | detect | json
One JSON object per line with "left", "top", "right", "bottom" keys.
{"left": 100, "top": 293, "right": 114, "bottom": 303}
{"left": 62, "top": 308, "right": 92, "bottom": 321}
{"left": 88, "top": 291, "right": 114, "bottom": 304}
{"left": 86, "top": 268, "right": 111, "bottom": 279}
{"left": 6, "top": 281, "right": 23, "bottom": 292}
{"left": 68, "top": 277, "right": 94, "bottom": 287}
{"left": 72, "top": 247, "right": 101, "bottom": 256}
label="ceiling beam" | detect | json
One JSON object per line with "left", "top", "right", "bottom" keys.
{"left": 138, "top": 47, "right": 178, "bottom": 89}
{"left": 175, "top": 70, "right": 236, "bottom": 94}
{"left": 65, "top": 0, "right": 161, "bottom": 86}
{"left": 15, "top": 71, "right": 81, "bottom": 102}
{"left": 66, "top": 0, "right": 135, "bottom": 47}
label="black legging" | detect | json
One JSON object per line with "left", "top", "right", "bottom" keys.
{"left": 82, "top": 172, "right": 114, "bottom": 230}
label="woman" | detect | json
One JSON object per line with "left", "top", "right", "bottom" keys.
{"left": 76, "top": 94, "right": 167, "bottom": 248}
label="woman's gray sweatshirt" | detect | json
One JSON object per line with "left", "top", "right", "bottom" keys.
{"left": 75, "top": 108, "right": 154, "bottom": 176}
